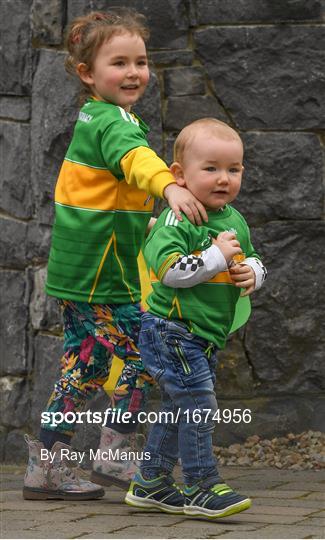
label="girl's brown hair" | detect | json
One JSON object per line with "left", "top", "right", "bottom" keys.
{"left": 65, "top": 9, "right": 150, "bottom": 102}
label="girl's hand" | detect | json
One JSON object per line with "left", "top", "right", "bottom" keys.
{"left": 163, "top": 184, "right": 208, "bottom": 225}
{"left": 229, "top": 264, "right": 256, "bottom": 296}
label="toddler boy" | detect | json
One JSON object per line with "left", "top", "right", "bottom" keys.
{"left": 125, "top": 118, "right": 267, "bottom": 518}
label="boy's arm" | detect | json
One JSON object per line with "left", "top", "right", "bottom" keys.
{"left": 162, "top": 244, "right": 228, "bottom": 288}
{"left": 230, "top": 223, "right": 267, "bottom": 293}
{"left": 240, "top": 257, "right": 267, "bottom": 291}
{"left": 146, "top": 214, "right": 228, "bottom": 288}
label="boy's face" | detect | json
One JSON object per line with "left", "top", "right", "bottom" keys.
{"left": 172, "top": 133, "right": 244, "bottom": 211}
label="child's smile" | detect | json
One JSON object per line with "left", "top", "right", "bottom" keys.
{"left": 79, "top": 31, "right": 150, "bottom": 111}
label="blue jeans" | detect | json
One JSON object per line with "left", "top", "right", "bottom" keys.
{"left": 139, "top": 313, "right": 221, "bottom": 486}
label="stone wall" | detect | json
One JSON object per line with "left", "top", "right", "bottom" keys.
{"left": 1, "top": 0, "right": 324, "bottom": 462}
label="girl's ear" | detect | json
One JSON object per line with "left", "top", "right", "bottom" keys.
{"left": 77, "top": 63, "right": 94, "bottom": 85}
{"left": 170, "top": 162, "right": 186, "bottom": 186}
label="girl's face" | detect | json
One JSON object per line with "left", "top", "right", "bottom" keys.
{"left": 79, "top": 31, "right": 150, "bottom": 110}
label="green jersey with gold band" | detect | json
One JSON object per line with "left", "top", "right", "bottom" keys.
{"left": 145, "top": 205, "right": 262, "bottom": 348}
{"left": 46, "top": 98, "right": 173, "bottom": 304}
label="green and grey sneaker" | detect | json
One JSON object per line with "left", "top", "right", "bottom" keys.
{"left": 184, "top": 481, "right": 251, "bottom": 519}
{"left": 125, "top": 471, "right": 184, "bottom": 514}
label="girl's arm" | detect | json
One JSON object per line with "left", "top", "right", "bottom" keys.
{"left": 121, "top": 147, "right": 208, "bottom": 225}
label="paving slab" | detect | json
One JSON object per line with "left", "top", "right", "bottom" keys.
{"left": 274, "top": 481, "right": 325, "bottom": 491}
{"left": 243, "top": 489, "right": 311, "bottom": 499}
{"left": 78, "top": 526, "right": 229, "bottom": 539}
{"left": 218, "top": 524, "right": 325, "bottom": 539}
{"left": 295, "top": 516, "right": 325, "bottom": 527}
{"left": 253, "top": 497, "right": 325, "bottom": 509}
{"left": 1, "top": 465, "right": 325, "bottom": 539}
{"left": 244, "top": 504, "right": 314, "bottom": 517}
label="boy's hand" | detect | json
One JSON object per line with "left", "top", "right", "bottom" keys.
{"left": 163, "top": 184, "right": 208, "bottom": 225}
{"left": 229, "top": 264, "right": 256, "bottom": 296}
{"left": 213, "top": 231, "right": 242, "bottom": 264}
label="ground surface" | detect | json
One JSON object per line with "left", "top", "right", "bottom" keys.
{"left": 1, "top": 465, "right": 324, "bottom": 539}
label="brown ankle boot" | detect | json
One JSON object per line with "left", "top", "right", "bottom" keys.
{"left": 23, "top": 435, "right": 104, "bottom": 500}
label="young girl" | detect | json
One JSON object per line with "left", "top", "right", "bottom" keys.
{"left": 23, "top": 9, "right": 208, "bottom": 501}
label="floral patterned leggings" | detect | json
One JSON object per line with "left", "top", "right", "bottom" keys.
{"left": 41, "top": 300, "right": 154, "bottom": 436}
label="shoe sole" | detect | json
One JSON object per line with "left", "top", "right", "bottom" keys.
{"left": 23, "top": 486, "right": 105, "bottom": 501}
{"left": 90, "top": 470, "right": 129, "bottom": 489}
{"left": 125, "top": 492, "right": 184, "bottom": 514}
{"left": 184, "top": 498, "right": 251, "bottom": 519}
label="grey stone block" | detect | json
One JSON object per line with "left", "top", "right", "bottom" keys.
{"left": 194, "top": 0, "right": 325, "bottom": 24}
{"left": 133, "top": 72, "right": 163, "bottom": 156}
{"left": 245, "top": 222, "right": 325, "bottom": 392}
{"left": 214, "top": 396, "right": 325, "bottom": 446}
{"left": 31, "top": 50, "right": 79, "bottom": 225}
{"left": 29, "top": 266, "right": 62, "bottom": 331}
{"left": 216, "top": 332, "right": 254, "bottom": 397}
{"left": 0, "top": 218, "right": 27, "bottom": 268}
{"left": 30, "top": 334, "right": 63, "bottom": 433}
{"left": 194, "top": 26, "right": 325, "bottom": 129}
{"left": 0, "top": 377, "right": 30, "bottom": 429}
{"left": 0, "top": 271, "right": 29, "bottom": 376}
{"left": 164, "top": 67, "right": 205, "bottom": 96}
{"left": 26, "top": 222, "right": 52, "bottom": 264}
{"left": 234, "top": 132, "right": 323, "bottom": 224}
{"left": 0, "top": 122, "right": 33, "bottom": 219}
{"left": 4, "top": 430, "right": 28, "bottom": 463}
{"left": 67, "top": 0, "right": 189, "bottom": 49}
{"left": 0, "top": 427, "right": 6, "bottom": 461}
{"left": 0, "top": 97, "right": 31, "bottom": 121}
{"left": 31, "top": 0, "right": 64, "bottom": 45}
{"left": 0, "top": 0, "right": 32, "bottom": 95}
{"left": 164, "top": 95, "right": 228, "bottom": 131}
{"left": 165, "top": 134, "right": 177, "bottom": 165}
{"left": 150, "top": 50, "right": 194, "bottom": 67}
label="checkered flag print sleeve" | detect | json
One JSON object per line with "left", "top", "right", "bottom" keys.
{"left": 162, "top": 244, "right": 227, "bottom": 288}
{"left": 170, "top": 255, "right": 204, "bottom": 272}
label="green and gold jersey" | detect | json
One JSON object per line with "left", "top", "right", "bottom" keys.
{"left": 145, "top": 205, "right": 261, "bottom": 348}
{"left": 46, "top": 98, "right": 173, "bottom": 304}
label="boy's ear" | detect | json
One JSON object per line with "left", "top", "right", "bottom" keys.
{"left": 77, "top": 63, "right": 94, "bottom": 85}
{"left": 170, "top": 162, "right": 186, "bottom": 187}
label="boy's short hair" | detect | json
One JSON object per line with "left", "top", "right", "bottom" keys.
{"left": 174, "top": 118, "right": 242, "bottom": 163}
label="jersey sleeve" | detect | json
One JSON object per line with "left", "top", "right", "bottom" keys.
{"left": 101, "top": 118, "right": 149, "bottom": 178}
{"left": 121, "top": 147, "right": 176, "bottom": 198}
{"left": 163, "top": 244, "right": 228, "bottom": 288}
{"left": 145, "top": 211, "right": 227, "bottom": 287}
{"left": 144, "top": 211, "right": 194, "bottom": 281}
